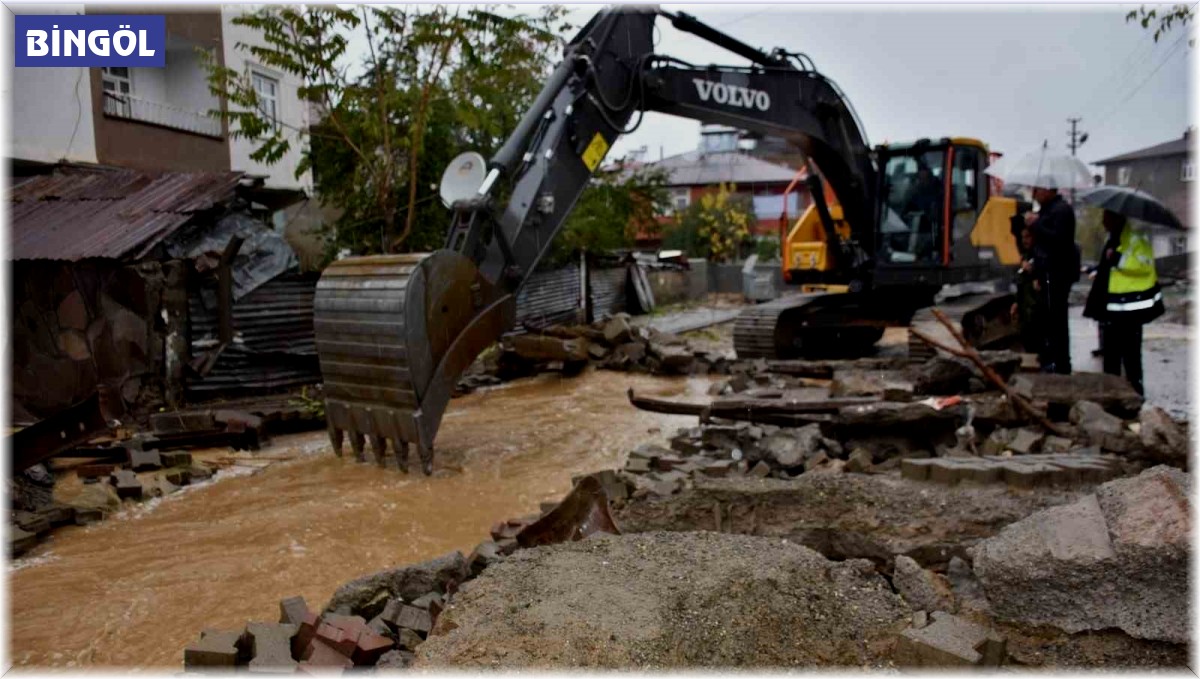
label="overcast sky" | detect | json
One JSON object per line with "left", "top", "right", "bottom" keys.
{"left": 525, "top": 4, "right": 1192, "bottom": 173}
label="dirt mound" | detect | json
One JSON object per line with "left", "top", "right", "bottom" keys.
{"left": 416, "top": 531, "right": 910, "bottom": 669}
{"left": 615, "top": 473, "right": 1088, "bottom": 570}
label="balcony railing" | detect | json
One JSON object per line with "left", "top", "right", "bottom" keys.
{"left": 103, "top": 92, "right": 222, "bottom": 139}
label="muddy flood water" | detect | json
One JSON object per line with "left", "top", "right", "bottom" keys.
{"left": 9, "top": 370, "right": 715, "bottom": 669}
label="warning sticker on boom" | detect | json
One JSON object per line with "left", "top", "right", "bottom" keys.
{"left": 581, "top": 132, "right": 609, "bottom": 172}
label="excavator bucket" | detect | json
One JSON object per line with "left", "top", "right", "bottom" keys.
{"left": 314, "top": 251, "right": 516, "bottom": 474}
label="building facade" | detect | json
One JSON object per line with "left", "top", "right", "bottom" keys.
{"left": 1094, "top": 130, "right": 1194, "bottom": 257}
{"left": 7, "top": 5, "right": 325, "bottom": 262}
{"left": 629, "top": 127, "right": 808, "bottom": 247}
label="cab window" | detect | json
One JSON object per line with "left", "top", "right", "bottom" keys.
{"left": 880, "top": 148, "right": 945, "bottom": 263}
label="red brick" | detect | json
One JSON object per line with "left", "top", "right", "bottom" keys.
{"left": 291, "top": 612, "right": 319, "bottom": 659}
{"left": 351, "top": 629, "right": 393, "bottom": 666}
{"left": 314, "top": 622, "right": 357, "bottom": 657}
{"left": 300, "top": 639, "right": 354, "bottom": 668}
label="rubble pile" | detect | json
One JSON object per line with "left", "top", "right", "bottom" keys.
{"left": 490, "top": 313, "right": 733, "bottom": 380}
{"left": 8, "top": 447, "right": 218, "bottom": 557}
{"left": 182, "top": 508, "right": 577, "bottom": 671}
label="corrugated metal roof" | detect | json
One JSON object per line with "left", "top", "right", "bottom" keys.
{"left": 638, "top": 150, "right": 798, "bottom": 187}
{"left": 8, "top": 165, "right": 245, "bottom": 261}
{"left": 1093, "top": 134, "right": 1192, "bottom": 165}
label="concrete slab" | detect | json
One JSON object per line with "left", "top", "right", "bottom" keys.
{"left": 895, "top": 611, "right": 1006, "bottom": 666}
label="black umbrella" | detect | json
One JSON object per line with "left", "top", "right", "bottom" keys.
{"left": 1077, "top": 185, "right": 1185, "bottom": 230}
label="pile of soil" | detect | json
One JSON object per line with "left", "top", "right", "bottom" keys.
{"left": 416, "top": 531, "right": 911, "bottom": 669}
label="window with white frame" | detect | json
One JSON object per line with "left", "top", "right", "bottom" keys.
{"left": 102, "top": 66, "right": 131, "bottom": 96}
{"left": 101, "top": 67, "right": 132, "bottom": 117}
{"left": 252, "top": 71, "right": 279, "bottom": 124}
{"left": 1117, "top": 166, "right": 1132, "bottom": 185}
{"left": 671, "top": 187, "right": 691, "bottom": 213}
{"left": 1182, "top": 160, "right": 1194, "bottom": 182}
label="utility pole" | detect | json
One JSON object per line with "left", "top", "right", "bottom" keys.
{"left": 1067, "top": 117, "right": 1086, "bottom": 156}
{"left": 1066, "top": 117, "right": 1089, "bottom": 204}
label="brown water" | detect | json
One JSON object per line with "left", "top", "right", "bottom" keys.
{"left": 9, "top": 370, "right": 713, "bottom": 669}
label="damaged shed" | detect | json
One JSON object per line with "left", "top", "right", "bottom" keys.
{"left": 8, "top": 163, "right": 318, "bottom": 423}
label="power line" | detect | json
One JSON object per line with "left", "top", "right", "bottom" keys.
{"left": 1090, "top": 29, "right": 1191, "bottom": 134}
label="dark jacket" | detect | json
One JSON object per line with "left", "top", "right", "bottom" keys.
{"left": 1083, "top": 232, "right": 1120, "bottom": 321}
{"left": 1030, "top": 194, "right": 1079, "bottom": 281}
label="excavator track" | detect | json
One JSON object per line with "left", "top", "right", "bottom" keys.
{"left": 314, "top": 252, "right": 516, "bottom": 474}
{"left": 733, "top": 293, "right": 888, "bottom": 360}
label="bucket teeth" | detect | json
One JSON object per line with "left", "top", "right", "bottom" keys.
{"left": 395, "top": 440, "right": 410, "bottom": 473}
{"left": 329, "top": 427, "right": 345, "bottom": 457}
{"left": 369, "top": 436, "right": 388, "bottom": 467}
{"left": 349, "top": 432, "right": 367, "bottom": 463}
{"left": 418, "top": 445, "right": 434, "bottom": 476}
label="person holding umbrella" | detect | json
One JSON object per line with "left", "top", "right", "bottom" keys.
{"left": 985, "top": 143, "right": 1091, "bottom": 374}
{"left": 1079, "top": 185, "right": 1179, "bottom": 395}
{"left": 1024, "top": 185, "right": 1080, "bottom": 373}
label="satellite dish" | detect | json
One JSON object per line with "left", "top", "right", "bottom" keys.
{"left": 439, "top": 151, "right": 487, "bottom": 207}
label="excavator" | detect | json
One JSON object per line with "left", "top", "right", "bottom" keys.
{"left": 313, "top": 6, "right": 1025, "bottom": 474}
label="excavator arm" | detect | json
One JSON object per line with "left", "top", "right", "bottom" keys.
{"left": 314, "top": 6, "right": 878, "bottom": 473}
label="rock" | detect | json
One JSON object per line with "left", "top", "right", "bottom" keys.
{"left": 602, "top": 315, "right": 634, "bottom": 345}
{"left": 376, "top": 649, "right": 415, "bottom": 669}
{"left": 387, "top": 604, "right": 433, "bottom": 635}
{"left": 1070, "top": 400, "right": 1123, "bottom": 436}
{"left": 970, "top": 395, "right": 1025, "bottom": 429}
{"left": 587, "top": 343, "right": 611, "bottom": 361}
{"left": 1041, "top": 435, "right": 1073, "bottom": 454}
{"left": 324, "top": 551, "right": 468, "bottom": 618}
{"left": 1012, "top": 373, "right": 1143, "bottom": 418}
{"left": 945, "top": 557, "right": 988, "bottom": 613}
{"left": 761, "top": 424, "right": 824, "bottom": 468}
{"left": 505, "top": 334, "right": 589, "bottom": 363}
{"left": 68, "top": 482, "right": 121, "bottom": 514}
{"left": 12, "top": 510, "right": 51, "bottom": 535}
{"left": 803, "top": 450, "right": 829, "bottom": 473}
{"left": 397, "top": 628, "right": 424, "bottom": 651}
{"left": 845, "top": 448, "right": 874, "bottom": 474}
{"left": 468, "top": 541, "right": 505, "bottom": 577}
{"left": 1138, "top": 407, "right": 1188, "bottom": 466}
{"left": 10, "top": 526, "right": 38, "bottom": 557}
{"left": 830, "top": 370, "right": 914, "bottom": 398}
{"left": 836, "top": 402, "right": 961, "bottom": 433}
{"left": 895, "top": 611, "right": 1006, "bottom": 666}
{"left": 747, "top": 461, "right": 771, "bottom": 478}
{"left": 892, "top": 555, "right": 956, "bottom": 613}
{"left": 1006, "top": 428, "right": 1044, "bottom": 455}
{"left": 972, "top": 466, "right": 1189, "bottom": 643}
{"left": 649, "top": 342, "right": 695, "bottom": 374}
{"left": 910, "top": 357, "right": 974, "bottom": 395}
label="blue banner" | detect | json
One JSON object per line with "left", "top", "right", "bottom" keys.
{"left": 15, "top": 15, "right": 166, "bottom": 67}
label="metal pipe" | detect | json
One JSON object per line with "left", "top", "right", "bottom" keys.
{"left": 663, "top": 10, "right": 790, "bottom": 69}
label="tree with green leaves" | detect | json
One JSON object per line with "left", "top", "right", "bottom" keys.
{"left": 203, "top": 5, "right": 569, "bottom": 256}
{"left": 546, "top": 162, "right": 671, "bottom": 266}
{"left": 1126, "top": 4, "right": 1194, "bottom": 44}
{"left": 664, "top": 184, "right": 757, "bottom": 262}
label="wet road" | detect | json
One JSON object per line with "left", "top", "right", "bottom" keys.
{"left": 1068, "top": 307, "right": 1191, "bottom": 419}
{"left": 8, "top": 370, "right": 715, "bottom": 669}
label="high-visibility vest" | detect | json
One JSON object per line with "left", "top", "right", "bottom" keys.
{"left": 1106, "top": 224, "right": 1164, "bottom": 323}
